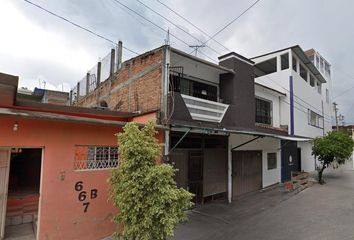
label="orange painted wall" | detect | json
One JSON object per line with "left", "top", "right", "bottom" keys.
{"left": 0, "top": 116, "right": 163, "bottom": 240}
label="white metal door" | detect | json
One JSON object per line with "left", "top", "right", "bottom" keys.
{"left": 0, "top": 149, "right": 10, "bottom": 240}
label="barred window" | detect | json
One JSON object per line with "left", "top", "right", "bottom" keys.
{"left": 74, "top": 146, "right": 118, "bottom": 170}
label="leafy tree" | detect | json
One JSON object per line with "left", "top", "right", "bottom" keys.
{"left": 109, "top": 122, "right": 193, "bottom": 240}
{"left": 312, "top": 131, "right": 354, "bottom": 184}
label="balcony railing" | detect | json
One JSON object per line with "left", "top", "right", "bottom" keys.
{"left": 181, "top": 94, "right": 229, "bottom": 123}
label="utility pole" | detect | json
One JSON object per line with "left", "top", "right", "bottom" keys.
{"left": 164, "top": 29, "right": 170, "bottom": 45}
{"left": 333, "top": 102, "right": 339, "bottom": 131}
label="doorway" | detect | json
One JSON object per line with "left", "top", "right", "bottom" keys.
{"left": 188, "top": 151, "right": 203, "bottom": 205}
{"left": 3, "top": 148, "right": 42, "bottom": 240}
{"left": 281, "top": 141, "right": 300, "bottom": 182}
{"left": 232, "top": 150, "right": 262, "bottom": 199}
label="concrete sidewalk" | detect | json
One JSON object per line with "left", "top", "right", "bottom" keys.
{"left": 174, "top": 169, "right": 354, "bottom": 240}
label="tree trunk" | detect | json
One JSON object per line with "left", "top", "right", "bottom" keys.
{"left": 318, "top": 164, "right": 326, "bottom": 184}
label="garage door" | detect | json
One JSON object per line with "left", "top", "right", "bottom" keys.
{"left": 232, "top": 151, "right": 262, "bottom": 198}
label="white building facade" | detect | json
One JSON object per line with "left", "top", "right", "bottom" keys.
{"left": 251, "top": 45, "right": 333, "bottom": 173}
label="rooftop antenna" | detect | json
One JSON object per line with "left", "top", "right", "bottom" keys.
{"left": 164, "top": 28, "right": 170, "bottom": 45}
{"left": 189, "top": 44, "right": 206, "bottom": 56}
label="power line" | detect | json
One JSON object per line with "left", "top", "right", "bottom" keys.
{"left": 110, "top": 0, "right": 217, "bottom": 63}
{"left": 332, "top": 66, "right": 354, "bottom": 100}
{"left": 204, "top": 0, "right": 262, "bottom": 45}
{"left": 22, "top": 0, "right": 140, "bottom": 55}
{"left": 134, "top": 0, "right": 221, "bottom": 56}
{"left": 155, "top": 0, "right": 231, "bottom": 52}
{"left": 260, "top": 74, "right": 333, "bottom": 120}
{"left": 257, "top": 77, "right": 332, "bottom": 122}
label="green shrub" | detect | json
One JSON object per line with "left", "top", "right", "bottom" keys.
{"left": 109, "top": 122, "right": 193, "bottom": 240}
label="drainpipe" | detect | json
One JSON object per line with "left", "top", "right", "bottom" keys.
{"left": 289, "top": 76, "right": 294, "bottom": 135}
{"left": 228, "top": 135, "right": 232, "bottom": 203}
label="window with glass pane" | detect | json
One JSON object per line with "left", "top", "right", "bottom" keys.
{"left": 267, "top": 153, "right": 277, "bottom": 170}
{"left": 308, "top": 110, "right": 323, "bottom": 128}
{"left": 255, "top": 98, "right": 272, "bottom": 125}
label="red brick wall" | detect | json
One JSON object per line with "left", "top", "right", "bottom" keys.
{"left": 77, "top": 48, "right": 164, "bottom": 114}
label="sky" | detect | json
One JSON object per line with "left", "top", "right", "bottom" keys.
{"left": 1, "top": 0, "right": 354, "bottom": 123}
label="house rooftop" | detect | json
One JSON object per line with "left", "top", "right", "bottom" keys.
{"left": 251, "top": 45, "right": 326, "bottom": 83}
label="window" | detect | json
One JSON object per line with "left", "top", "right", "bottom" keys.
{"left": 317, "top": 82, "right": 322, "bottom": 94}
{"left": 255, "top": 98, "right": 272, "bottom": 125}
{"left": 170, "top": 75, "right": 217, "bottom": 101}
{"left": 326, "top": 89, "right": 330, "bottom": 103}
{"left": 267, "top": 153, "right": 277, "bottom": 170}
{"left": 299, "top": 64, "right": 307, "bottom": 81}
{"left": 254, "top": 57, "right": 277, "bottom": 77}
{"left": 308, "top": 110, "right": 323, "bottom": 128}
{"left": 309, "top": 75, "right": 315, "bottom": 87}
{"left": 281, "top": 53, "right": 289, "bottom": 70}
{"left": 292, "top": 57, "right": 297, "bottom": 72}
{"left": 74, "top": 146, "right": 118, "bottom": 170}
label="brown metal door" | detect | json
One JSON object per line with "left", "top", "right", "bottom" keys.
{"left": 188, "top": 151, "right": 203, "bottom": 204}
{"left": 232, "top": 151, "right": 262, "bottom": 198}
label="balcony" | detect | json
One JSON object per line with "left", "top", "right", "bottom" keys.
{"left": 181, "top": 94, "right": 229, "bottom": 123}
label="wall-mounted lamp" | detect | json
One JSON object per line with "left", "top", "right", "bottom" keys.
{"left": 13, "top": 121, "right": 19, "bottom": 131}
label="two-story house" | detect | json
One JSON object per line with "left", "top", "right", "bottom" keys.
{"left": 74, "top": 45, "right": 313, "bottom": 204}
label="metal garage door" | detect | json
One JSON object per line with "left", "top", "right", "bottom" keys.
{"left": 232, "top": 150, "right": 262, "bottom": 198}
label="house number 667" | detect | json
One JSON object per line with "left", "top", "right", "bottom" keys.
{"left": 75, "top": 181, "right": 98, "bottom": 213}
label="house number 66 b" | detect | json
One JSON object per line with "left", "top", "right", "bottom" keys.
{"left": 75, "top": 181, "right": 98, "bottom": 213}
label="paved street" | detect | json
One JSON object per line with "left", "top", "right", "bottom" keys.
{"left": 174, "top": 169, "right": 354, "bottom": 240}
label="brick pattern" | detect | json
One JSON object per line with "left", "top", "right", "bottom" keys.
{"left": 77, "top": 48, "right": 164, "bottom": 114}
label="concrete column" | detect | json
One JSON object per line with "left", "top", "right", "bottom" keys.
{"left": 228, "top": 135, "right": 232, "bottom": 203}
{"left": 96, "top": 61, "right": 101, "bottom": 87}
{"left": 69, "top": 90, "right": 73, "bottom": 105}
{"left": 289, "top": 50, "right": 293, "bottom": 72}
{"left": 164, "top": 130, "right": 170, "bottom": 163}
{"left": 117, "top": 41, "right": 123, "bottom": 69}
{"left": 76, "top": 82, "right": 80, "bottom": 102}
{"left": 86, "top": 72, "right": 90, "bottom": 95}
{"left": 276, "top": 55, "right": 281, "bottom": 72}
{"left": 110, "top": 48, "right": 115, "bottom": 77}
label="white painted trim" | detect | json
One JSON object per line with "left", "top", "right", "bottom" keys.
{"left": 36, "top": 147, "right": 44, "bottom": 240}
{"left": 0, "top": 148, "right": 11, "bottom": 240}
{"left": 190, "top": 113, "right": 221, "bottom": 122}
{"left": 185, "top": 104, "right": 225, "bottom": 114}
{"left": 218, "top": 54, "right": 254, "bottom": 66}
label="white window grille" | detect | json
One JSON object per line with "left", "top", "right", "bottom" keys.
{"left": 74, "top": 146, "right": 118, "bottom": 170}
